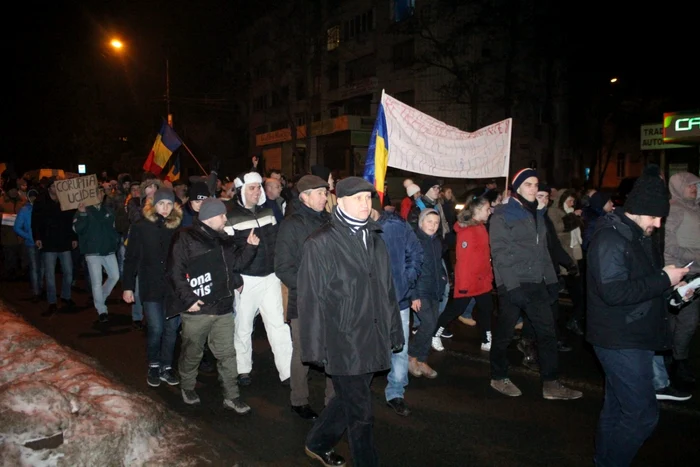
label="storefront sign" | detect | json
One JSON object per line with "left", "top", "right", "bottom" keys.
{"left": 663, "top": 111, "right": 700, "bottom": 143}
{"left": 640, "top": 124, "right": 688, "bottom": 150}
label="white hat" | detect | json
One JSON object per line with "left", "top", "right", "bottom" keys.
{"left": 403, "top": 178, "right": 414, "bottom": 188}
{"left": 406, "top": 184, "right": 420, "bottom": 197}
{"left": 236, "top": 171, "right": 266, "bottom": 206}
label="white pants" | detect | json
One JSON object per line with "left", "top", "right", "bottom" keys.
{"left": 234, "top": 273, "right": 292, "bottom": 381}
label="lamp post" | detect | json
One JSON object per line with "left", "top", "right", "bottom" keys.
{"left": 109, "top": 38, "right": 173, "bottom": 127}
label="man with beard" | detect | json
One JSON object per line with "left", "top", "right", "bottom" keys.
{"left": 587, "top": 165, "right": 690, "bottom": 466}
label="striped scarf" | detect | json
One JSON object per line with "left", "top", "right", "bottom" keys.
{"left": 335, "top": 206, "right": 369, "bottom": 249}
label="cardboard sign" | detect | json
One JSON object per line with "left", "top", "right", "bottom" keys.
{"left": 54, "top": 175, "right": 102, "bottom": 211}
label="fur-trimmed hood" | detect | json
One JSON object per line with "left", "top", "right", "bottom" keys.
{"left": 142, "top": 197, "right": 183, "bottom": 229}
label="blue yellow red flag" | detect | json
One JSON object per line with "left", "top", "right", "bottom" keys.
{"left": 164, "top": 154, "right": 181, "bottom": 182}
{"left": 143, "top": 121, "right": 182, "bottom": 176}
{"left": 363, "top": 96, "right": 389, "bottom": 203}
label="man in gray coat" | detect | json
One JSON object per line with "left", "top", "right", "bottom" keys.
{"left": 489, "top": 168, "right": 582, "bottom": 400}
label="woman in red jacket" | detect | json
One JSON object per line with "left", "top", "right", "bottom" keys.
{"left": 433, "top": 195, "right": 494, "bottom": 351}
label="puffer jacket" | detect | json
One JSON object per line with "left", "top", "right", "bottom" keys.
{"left": 122, "top": 199, "right": 183, "bottom": 302}
{"left": 377, "top": 210, "right": 423, "bottom": 309}
{"left": 412, "top": 227, "right": 447, "bottom": 301}
{"left": 489, "top": 199, "right": 558, "bottom": 291}
{"left": 453, "top": 214, "right": 493, "bottom": 298}
{"left": 225, "top": 201, "right": 278, "bottom": 276}
{"left": 664, "top": 172, "right": 700, "bottom": 275}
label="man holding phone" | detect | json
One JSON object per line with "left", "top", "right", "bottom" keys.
{"left": 587, "top": 165, "right": 690, "bottom": 467}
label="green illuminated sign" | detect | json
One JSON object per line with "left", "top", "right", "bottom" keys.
{"left": 664, "top": 111, "right": 700, "bottom": 143}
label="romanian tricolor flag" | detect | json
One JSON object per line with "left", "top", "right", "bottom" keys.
{"left": 164, "top": 154, "right": 181, "bottom": 182}
{"left": 143, "top": 122, "right": 182, "bottom": 176}
{"left": 363, "top": 93, "right": 389, "bottom": 203}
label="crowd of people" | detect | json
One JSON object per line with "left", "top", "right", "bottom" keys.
{"left": 0, "top": 161, "right": 698, "bottom": 467}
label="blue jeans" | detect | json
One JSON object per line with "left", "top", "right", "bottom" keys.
{"left": 439, "top": 280, "right": 450, "bottom": 315}
{"left": 144, "top": 301, "right": 181, "bottom": 368}
{"left": 460, "top": 297, "right": 476, "bottom": 319}
{"left": 651, "top": 354, "right": 669, "bottom": 391}
{"left": 132, "top": 278, "right": 143, "bottom": 321}
{"left": 593, "top": 346, "right": 658, "bottom": 467}
{"left": 85, "top": 254, "right": 119, "bottom": 315}
{"left": 386, "top": 307, "right": 410, "bottom": 401}
{"left": 44, "top": 251, "right": 72, "bottom": 304}
{"left": 25, "top": 245, "right": 44, "bottom": 296}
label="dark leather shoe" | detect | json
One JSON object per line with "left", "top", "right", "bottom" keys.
{"left": 41, "top": 304, "right": 58, "bottom": 317}
{"left": 305, "top": 446, "right": 346, "bottom": 466}
{"left": 291, "top": 404, "right": 318, "bottom": 420}
{"left": 386, "top": 397, "right": 411, "bottom": 416}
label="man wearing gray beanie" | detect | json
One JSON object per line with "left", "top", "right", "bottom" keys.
{"left": 587, "top": 164, "right": 691, "bottom": 466}
{"left": 166, "top": 197, "right": 260, "bottom": 414}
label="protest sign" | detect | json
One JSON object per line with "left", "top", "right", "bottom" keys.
{"left": 54, "top": 174, "right": 102, "bottom": 211}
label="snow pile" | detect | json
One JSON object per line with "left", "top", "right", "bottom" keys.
{"left": 0, "top": 303, "right": 214, "bottom": 466}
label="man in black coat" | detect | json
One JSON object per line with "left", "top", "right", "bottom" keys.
{"left": 167, "top": 198, "right": 259, "bottom": 414}
{"left": 297, "top": 177, "right": 404, "bottom": 467}
{"left": 587, "top": 165, "right": 689, "bottom": 467}
{"left": 274, "top": 175, "right": 333, "bottom": 421}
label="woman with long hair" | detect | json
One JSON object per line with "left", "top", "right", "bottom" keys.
{"left": 432, "top": 195, "right": 495, "bottom": 351}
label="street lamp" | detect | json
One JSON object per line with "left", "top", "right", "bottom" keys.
{"left": 108, "top": 38, "right": 172, "bottom": 127}
{"left": 610, "top": 77, "right": 618, "bottom": 83}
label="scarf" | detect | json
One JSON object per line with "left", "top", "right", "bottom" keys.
{"left": 335, "top": 206, "right": 369, "bottom": 249}
{"left": 564, "top": 202, "right": 583, "bottom": 259}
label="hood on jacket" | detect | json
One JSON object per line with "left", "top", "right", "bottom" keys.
{"left": 669, "top": 172, "right": 700, "bottom": 211}
{"left": 556, "top": 189, "right": 577, "bottom": 210}
{"left": 143, "top": 197, "right": 183, "bottom": 229}
{"left": 235, "top": 172, "right": 266, "bottom": 207}
{"left": 588, "top": 191, "right": 611, "bottom": 213}
{"left": 117, "top": 173, "right": 132, "bottom": 194}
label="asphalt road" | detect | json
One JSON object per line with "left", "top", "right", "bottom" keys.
{"left": 2, "top": 276, "right": 699, "bottom": 467}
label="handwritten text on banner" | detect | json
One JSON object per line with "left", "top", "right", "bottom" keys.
{"left": 382, "top": 91, "right": 512, "bottom": 179}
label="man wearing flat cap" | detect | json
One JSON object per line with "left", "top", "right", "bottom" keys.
{"left": 297, "top": 176, "right": 404, "bottom": 467}
{"left": 274, "top": 174, "right": 334, "bottom": 421}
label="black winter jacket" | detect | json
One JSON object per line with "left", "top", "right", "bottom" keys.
{"left": 225, "top": 202, "right": 278, "bottom": 276}
{"left": 166, "top": 218, "right": 257, "bottom": 318}
{"left": 586, "top": 209, "right": 671, "bottom": 350}
{"left": 31, "top": 194, "right": 77, "bottom": 252}
{"left": 274, "top": 202, "right": 330, "bottom": 320}
{"left": 412, "top": 228, "right": 447, "bottom": 301}
{"left": 123, "top": 199, "right": 183, "bottom": 302}
{"left": 297, "top": 209, "right": 404, "bottom": 375}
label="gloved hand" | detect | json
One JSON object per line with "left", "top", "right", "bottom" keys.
{"left": 391, "top": 344, "right": 404, "bottom": 353}
{"left": 508, "top": 287, "right": 530, "bottom": 310}
{"left": 547, "top": 282, "right": 561, "bottom": 304}
{"left": 210, "top": 155, "right": 220, "bottom": 173}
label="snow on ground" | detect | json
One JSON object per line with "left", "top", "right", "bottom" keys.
{"left": 0, "top": 302, "right": 217, "bottom": 466}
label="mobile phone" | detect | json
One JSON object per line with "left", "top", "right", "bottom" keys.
{"left": 683, "top": 261, "right": 694, "bottom": 268}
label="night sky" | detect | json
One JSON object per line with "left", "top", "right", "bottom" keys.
{"left": 8, "top": 0, "right": 698, "bottom": 173}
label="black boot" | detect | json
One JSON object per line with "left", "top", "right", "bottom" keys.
{"left": 674, "top": 359, "right": 696, "bottom": 384}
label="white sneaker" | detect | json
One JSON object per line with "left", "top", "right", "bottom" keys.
{"left": 481, "top": 331, "right": 492, "bottom": 351}
{"left": 431, "top": 336, "right": 444, "bottom": 352}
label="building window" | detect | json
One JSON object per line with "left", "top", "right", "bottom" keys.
{"left": 616, "top": 153, "right": 626, "bottom": 178}
{"left": 327, "top": 25, "right": 340, "bottom": 51}
{"left": 345, "top": 54, "right": 375, "bottom": 85}
{"left": 343, "top": 9, "right": 375, "bottom": 42}
{"left": 392, "top": 40, "right": 415, "bottom": 70}
{"left": 392, "top": 0, "right": 415, "bottom": 23}
{"left": 345, "top": 96, "right": 372, "bottom": 117}
{"left": 327, "top": 63, "right": 339, "bottom": 90}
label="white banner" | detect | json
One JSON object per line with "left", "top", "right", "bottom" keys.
{"left": 382, "top": 91, "right": 512, "bottom": 178}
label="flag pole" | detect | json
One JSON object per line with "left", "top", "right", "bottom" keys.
{"left": 180, "top": 141, "right": 208, "bottom": 176}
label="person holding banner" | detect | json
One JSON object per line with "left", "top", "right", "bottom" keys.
{"left": 488, "top": 168, "right": 582, "bottom": 400}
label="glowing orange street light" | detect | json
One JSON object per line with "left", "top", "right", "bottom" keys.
{"left": 110, "top": 39, "right": 124, "bottom": 50}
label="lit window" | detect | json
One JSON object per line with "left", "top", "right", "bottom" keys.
{"left": 327, "top": 25, "right": 340, "bottom": 51}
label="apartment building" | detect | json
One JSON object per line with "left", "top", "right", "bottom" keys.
{"left": 235, "top": 0, "right": 575, "bottom": 183}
